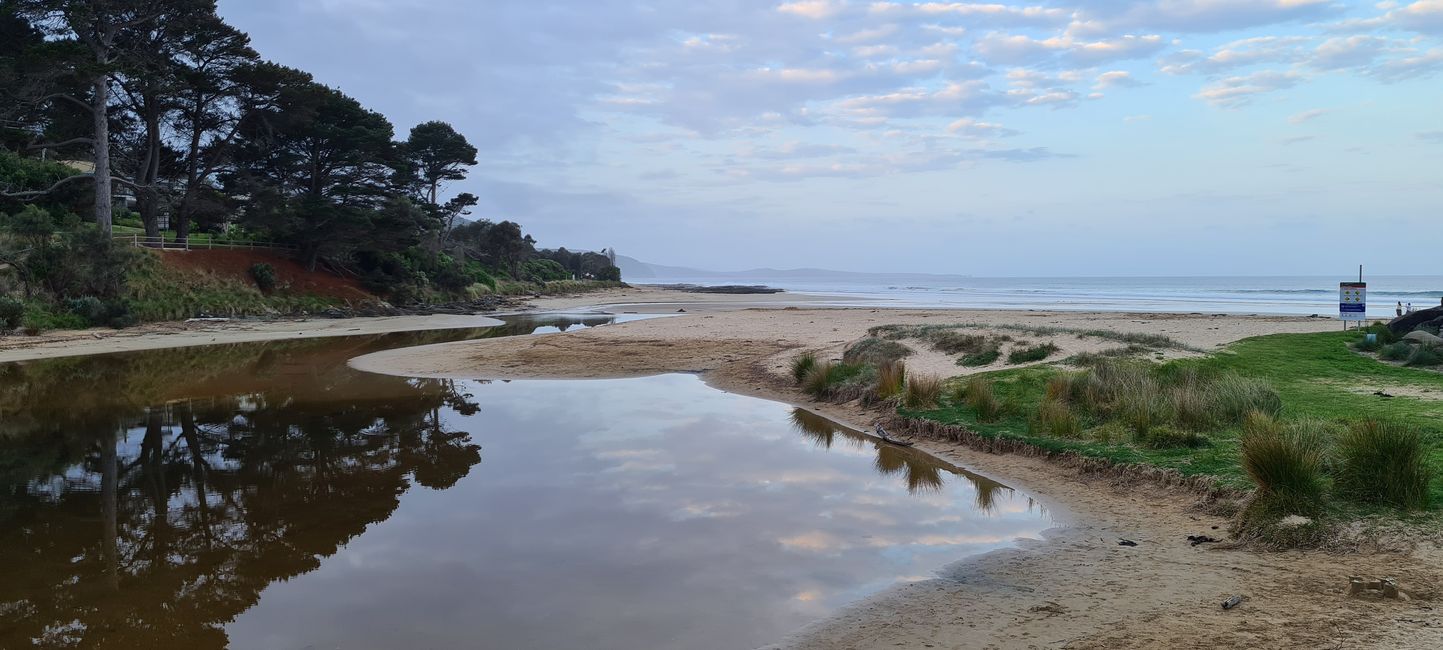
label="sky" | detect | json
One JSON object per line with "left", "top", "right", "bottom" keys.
{"left": 215, "top": 0, "right": 1443, "bottom": 277}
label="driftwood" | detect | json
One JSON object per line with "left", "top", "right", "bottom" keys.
{"left": 873, "top": 424, "right": 914, "bottom": 447}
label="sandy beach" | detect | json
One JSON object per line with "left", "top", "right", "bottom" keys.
{"left": 346, "top": 286, "right": 1442, "bottom": 650}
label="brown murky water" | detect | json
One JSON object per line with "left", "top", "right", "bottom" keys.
{"left": 0, "top": 315, "right": 1050, "bottom": 649}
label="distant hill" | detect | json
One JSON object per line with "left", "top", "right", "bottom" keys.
{"left": 616, "top": 255, "right": 972, "bottom": 284}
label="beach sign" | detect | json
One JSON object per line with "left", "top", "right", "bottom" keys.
{"left": 1339, "top": 282, "right": 1366, "bottom": 321}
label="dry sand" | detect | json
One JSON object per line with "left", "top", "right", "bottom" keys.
{"left": 349, "top": 286, "right": 1443, "bottom": 650}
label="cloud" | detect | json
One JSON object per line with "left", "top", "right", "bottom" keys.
{"left": 1093, "top": 70, "right": 1143, "bottom": 89}
{"left": 1287, "top": 108, "right": 1328, "bottom": 124}
{"left": 1195, "top": 70, "right": 1302, "bottom": 107}
{"left": 777, "top": 0, "right": 847, "bottom": 20}
{"left": 1070, "top": 0, "right": 1342, "bottom": 36}
{"left": 974, "top": 32, "right": 1166, "bottom": 65}
{"left": 946, "top": 117, "right": 1020, "bottom": 137}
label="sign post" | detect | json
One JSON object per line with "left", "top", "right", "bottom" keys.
{"left": 1340, "top": 281, "right": 1366, "bottom": 325}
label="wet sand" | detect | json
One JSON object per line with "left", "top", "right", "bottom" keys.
{"left": 0, "top": 313, "right": 504, "bottom": 363}
{"left": 350, "top": 287, "right": 1443, "bottom": 650}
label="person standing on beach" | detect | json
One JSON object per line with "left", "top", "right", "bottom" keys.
{"left": 1406, "top": 302, "right": 1414, "bottom": 314}
{"left": 1397, "top": 301, "right": 1404, "bottom": 317}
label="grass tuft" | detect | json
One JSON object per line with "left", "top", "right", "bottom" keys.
{"left": 1240, "top": 412, "right": 1328, "bottom": 517}
{"left": 1031, "top": 398, "right": 1081, "bottom": 437}
{"left": 903, "top": 373, "right": 943, "bottom": 408}
{"left": 876, "top": 360, "right": 906, "bottom": 400}
{"left": 843, "top": 337, "right": 914, "bottom": 366}
{"left": 960, "top": 377, "right": 1003, "bottom": 422}
{"left": 1406, "top": 344, "right": 1443, "bottom": 368}
{"left": 1336, "top": 420, "right": 1433, "bottom": 510}
{"left": 1379, "top": 341, "right": 1413, "bottom": 362}
{"left": 790, "top": 351, "right": 818, "bottom": 384}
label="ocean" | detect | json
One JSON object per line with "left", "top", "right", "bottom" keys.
{"left": 634, "top": 274, "right": 1443, "bottom": 319}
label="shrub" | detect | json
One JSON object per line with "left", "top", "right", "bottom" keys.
{"left": 0, "top": 296, "right": 22, "bottom": 330}
{"left": 1335, "top": 420, "right": 1433, "bottom": 510}
{"left": 1044, "top": 373, "right": 1079, "bottom": 403}
{"left": 903, "top": 373, "right": 942, "bottom": 408}
{"left": 843, "top": 337, "right": 913, "bottom": 366}
{"left": 1240, "top": 413, "right": 1328, "bottom": 517}
{"left": 961, "top": 377, "right": 1002, "bottom": 422}
{"left": 876, "top": 360, "right": 906, "bottom": 400}
{"left": 1032, "top": 399, "right": 1081, "bottom": 437}
{"left": 65, "top": 296, "right": 107, "bottom": 324}
{"left": 1405, "top": 344, "right": 1443, "bottom": 368}
{"left": 790, "top": 351, "right": 818, "bottom": 383}
{"left": 958, "top": 345, "right": 1001, "bottom": 367}
{"left": 249, "top": 262, "right": 278, "bottom": 293}
{"left": 1379, "top": 341, "right": 1413, "bottom": 362}
{"left": 1007, "top": 342, "right": 1060, "bottom": 364}
{"left": 1363, "top": 322, "right": 1398, "bottom": 345}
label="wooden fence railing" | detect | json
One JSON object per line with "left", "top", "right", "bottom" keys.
{"left": 114, "top": 234, "right": 296, "bottom": 252}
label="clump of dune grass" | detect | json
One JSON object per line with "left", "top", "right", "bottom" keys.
{"left": 1031, "top": 398, "right": 1081, "bottom": 437}
{"left": 790, "top": 351, "right": 818, "bottom": 383}
{"left": 1205, "top": 374, "right": 1283, "bottom": 423}
{"left": 1007, "top": 342, "right": 1060, "bottom": 365}
{"left": 1379, "top": 341, "right": 1413, "bottom": 362}
{"left": 1335, "top": 420, "right": 1433, "bottom": 510}
{"left": 958, "top": 345, "right": 1002, "bottom": 367}
{"left": 903, "top": 373, "right": 943, "bottom": 408}
{"left": 958, "top": 376, "right": 1002, "bottom": 422}
{"left": 1240, "top": 412, "right": 1328, "bottom": 516}
{"left": 843, "top": 337, "right": 913, "bottom": 366}
{"left": 876, "top": 360, "right": 906, "bottom": 400}
{"left": 1406, "top": 344, "right": 1443, "bottom": 368}
{"left": 1059, "top": 360, "right": 1281, "bottom": 438}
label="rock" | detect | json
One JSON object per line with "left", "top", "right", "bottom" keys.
{"left": 1387, "top": 306, "right": 1443, "bottom": 336}
{"left": 1403, "top": 330, "right": 1443, "bottom": 346}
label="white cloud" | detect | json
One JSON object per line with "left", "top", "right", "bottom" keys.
{"left": 1195, "top": 70, "right": 1302, "bottom": 107}
{"left": 1093, "top": 70, "right": 1143, "bottom": 90}
{"left": 777, "top": 0, "right": 848, "bottom": 19}
{"left": 1287, "top": 108, "right": 1328, "bottom": 124}
{"left": 946, "top": 117, "right": 1020, "bottom": 137}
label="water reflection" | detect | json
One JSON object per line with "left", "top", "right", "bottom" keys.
{"left": 0, "top": 317, "right": 1049, "bottom": 650}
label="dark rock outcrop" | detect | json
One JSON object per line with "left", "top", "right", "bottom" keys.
{"left": 1388, "top": 306, "right": 1443, "bottom": 335}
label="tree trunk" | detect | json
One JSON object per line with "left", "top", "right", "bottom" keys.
{"left": 100, "top": 427, "right": 120, "bottom": 590}
{"left": 139, "top": 106, "right": 162, "bottom": 242}
{"left": 92, "top": 74, "right": 113, "bottom": 235}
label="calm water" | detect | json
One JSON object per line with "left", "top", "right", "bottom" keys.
{"left": 642, "top": 274, "right": 1443, "bottom": 318}
{"left": 0, "top": 316, "right": 1049, "bottom": 649}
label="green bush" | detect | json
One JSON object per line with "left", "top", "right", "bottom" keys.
{"left": 1008, "top": 342, "right": 1060, "bottom": 364}
{"left": 249, "top": 262, "right": 278, "bottom": 292}
{"left": 930, "top": 331, "right": 991, "bottom": 355}
{"left": 21, "top": 301, "right": 89, "bottom": 332}
{"left": 1379, "top": 342, "right": 1413, "bottom": 362}
{"left": 1363, "top": 322, "right": 1397, "bottom": 345}
{"left": 522, "top": 258, "right": 570, "bottom": 283}
{"left": 1335, "top": 420, "right": 1433, "bottom": 510}
{"left": 0, "top": 296, "right": 22, "bottom": 330}
{"left": 65, "top": 296, "right": 107, "bottom": 323}
{"left": 790, "top": 351, "right": 818, "bottom": 383}
{"left": 1405, "top": 344, "right": 1443, "bottom": 368}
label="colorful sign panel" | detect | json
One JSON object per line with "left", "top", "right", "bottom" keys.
{"left": 1340, "top": 282, "right": 1366, "bottom": 321}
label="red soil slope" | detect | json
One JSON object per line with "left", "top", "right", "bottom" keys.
{"left": 154, "top": 249, "right": 376, "bottom": 302}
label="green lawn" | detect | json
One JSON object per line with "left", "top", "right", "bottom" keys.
{"left": 902, "top": 330, "right": 1443, "bottom": 510}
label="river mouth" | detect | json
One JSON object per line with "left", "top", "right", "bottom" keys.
{"left": 0, "top": 315, "right": 1050, "bottom": 649}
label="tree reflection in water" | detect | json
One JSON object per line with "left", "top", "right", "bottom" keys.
{"left": 0, "top": 319, "right": 597, "bottom": 648}
{"left": 786, "top": 407, "right": 1014, "bottom": 502}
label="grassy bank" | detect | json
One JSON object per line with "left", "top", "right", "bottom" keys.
{"left": 879, "top": 330, "right": 1443, "bottom": 540}
{"left": 490, "top": 279, "right": 629, "bottom": 297}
